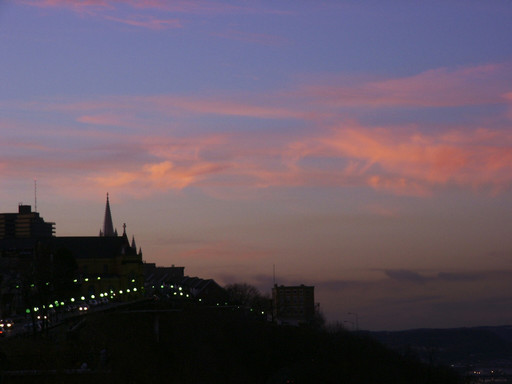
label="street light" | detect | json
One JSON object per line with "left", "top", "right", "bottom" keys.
{"left": 347, "top": 312, "right": 359, "bottom": 331}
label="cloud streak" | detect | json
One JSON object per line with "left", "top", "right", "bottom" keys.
{"left": 17, "top": 0, "right": 287, "bottom": 30}
{"left": 2, "top": 61, "right": 512, "bottom": 198}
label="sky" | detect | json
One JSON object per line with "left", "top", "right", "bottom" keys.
{"left": 1, "top": 0, "right": 512, "bottom": 331}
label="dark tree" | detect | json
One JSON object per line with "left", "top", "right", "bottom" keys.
{"left": 225, "top": 283, "right": 271, "bottom": 313}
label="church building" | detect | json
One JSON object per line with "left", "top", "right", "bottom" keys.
{"left": 51, "top": 194, "right": 144, "bottom": 300}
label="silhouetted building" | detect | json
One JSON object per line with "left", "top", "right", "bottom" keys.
{"left": 52, "top": 195, "right": 144, "bottom": 299}
{"left": 0, "top": 196, "right": 144, "bottom": 317}
{"left": 272, "top": 284, "right": 315, "bottom": 325}
{"left": 144, "top": 263, "right": 185, "bottom": 284}
{"left": 0, "top": 204, "right": 55, "bottom": 239}
{"left": 144, "top": 264, "right": 227, "bottom": 305}
{"left": 0, "top": 205, "right": 56, "bottom": 316}
{"left": 99, "top": 193, "right": 116, "bottom": 237}
{"left": 181, "top": 276, "right": 227, "bottom": 305}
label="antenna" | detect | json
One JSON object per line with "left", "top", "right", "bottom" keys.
{"left": 34, "top": 179, "right": 37, "bottom": 212}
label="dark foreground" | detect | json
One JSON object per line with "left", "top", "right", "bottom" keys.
{"left": 0, "top": 303, "right": 461, "bottom": 384}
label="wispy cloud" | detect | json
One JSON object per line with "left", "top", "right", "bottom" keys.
{"left": 17, "top": 0, "right": 287, "bottom": 30}
{"left": 101, "top": 14, "right": 181, "bottom": 30}
{"left": 314, "top": 269, "right": 512, "bottom": 329}
{"left": 2, "top": 61, "right": 512, "bottom": 198}
{"left": 299, "top": 62, "right": 512, "bottom": 109}
{"left": 383, "top": 269, "right": 481, "bottom": 284}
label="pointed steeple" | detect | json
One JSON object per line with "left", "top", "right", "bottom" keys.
{"left": 102, "top": 193, "right": 115, "bottom": 237}
{"left": 131, "top": 235, "right": 137, "bottom": 250}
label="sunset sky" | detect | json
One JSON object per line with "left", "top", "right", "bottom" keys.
{"left": 1, "top": 0, "right": 512, "bottom": 330}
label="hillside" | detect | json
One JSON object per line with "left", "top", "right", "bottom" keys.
{"left": 0, "top": 304, "right": 462, "bottom": 383}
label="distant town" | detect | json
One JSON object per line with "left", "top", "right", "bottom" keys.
{"left": 0, "top": 195, "right": 318, "bottom": 333}
{"left": 0, "top": 197, "right": 510, "bottom": 383}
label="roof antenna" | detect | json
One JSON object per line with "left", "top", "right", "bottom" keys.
{"left": 34, "top": 179, "right": 37, "bottom": 212}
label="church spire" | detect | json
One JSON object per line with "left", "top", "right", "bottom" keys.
{"left": 102, "top": 193, "right": 115, "bottom": 237}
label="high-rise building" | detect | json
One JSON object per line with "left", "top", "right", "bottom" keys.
{"left": 272, "top": 284, "right": 315, "bottom": 325}
{"left": 0, "top": 204, "right": 55, "bottom": 239}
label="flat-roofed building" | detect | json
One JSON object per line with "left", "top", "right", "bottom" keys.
{"left": 272, "top": 284, "right": 315, "bottom": 325}
{"left": 0, "top": 204, "right": 55, "bottom": 240}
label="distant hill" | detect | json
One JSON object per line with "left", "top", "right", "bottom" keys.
{"left": 370, "top": 326, "right": 512, "bottom": 367}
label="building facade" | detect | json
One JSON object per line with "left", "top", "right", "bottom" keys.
{"left": 272, "top": 284, "right": 315, "bottom": 325}
{"left": 0, "top": 204, "right": 55, "bottom": 239}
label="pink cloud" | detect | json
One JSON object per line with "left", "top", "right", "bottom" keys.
{"left": 301, "top": 62, "right": 512, "bottom": 109}
{"left": 3, "top": 60, "right": 512, "bottom": 198}
{"left": 16, "top": 0, "right": 287, "bottom": 30}
{"left": 293, "top": 124, "right": 512, "bottom": 195}
{"left": 76, "top": 113, "right": 130, "bottom": 127}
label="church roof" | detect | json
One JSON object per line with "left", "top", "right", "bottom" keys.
{"left": 102, "top": 193, "right": 115, "bottom": 237}
{"left": 50, "top": 236, "right": 136, "bottom": 259}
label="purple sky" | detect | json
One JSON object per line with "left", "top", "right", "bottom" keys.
{"left": 1, "top": 0, "right": 512, "bottom": 330}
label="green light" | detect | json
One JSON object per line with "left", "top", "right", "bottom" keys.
{"left": 71, "top": 298, "right": 75, "bottom": 302}
{"left": 91, "top": 295, "right": 96, "bottom": 299}
{"left": 26, "top": 309, "right": 30, "bottom": 314}
{"left": 133, "top": 288, "right": 137, "bottom": 292}
{"left": 73, "top": 279, "right": 78, "bottom": 283}
{"left": 126, "top": 289, "right": 131, "bottom": 293}
{"left": 81, "top": 296, "right": 85, "bottom": 300}
{"left": 97, "top": 276, "right": 101, "bottom": 280}
{"left": 84, "top": 278, "right": 89, "bottom": 282}
{"left": 131, "top": 279, "right": 135, "bottom": 283}
{"left": 49, "top": 304, "right": 53, "bottom": 308}
{"left": 119, "top": 290, "right": 123, "bottom": 294}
